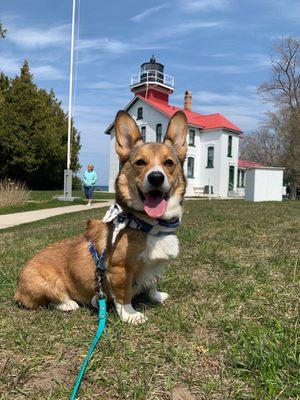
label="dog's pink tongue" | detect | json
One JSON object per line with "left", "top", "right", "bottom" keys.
{"left": 144, "top": 192, "right": 167, "bottom": 218}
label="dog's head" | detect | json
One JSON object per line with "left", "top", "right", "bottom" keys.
{"left": 114, "top": 110, "right": 187, "bottom": 220}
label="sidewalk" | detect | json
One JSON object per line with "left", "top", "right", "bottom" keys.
{"left": 0, "top": 200, "right": 114, "bottom": 230}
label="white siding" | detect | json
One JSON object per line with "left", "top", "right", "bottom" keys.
{"left": 245, "top": 168, "right": 284, "bottom": 201}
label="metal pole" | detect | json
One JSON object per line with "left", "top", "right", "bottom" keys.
{"left": 62, "top": 0, "right": 76, "bottom": 201}
{"left": 67, "top": 0, "right": 76, "bottom": 170}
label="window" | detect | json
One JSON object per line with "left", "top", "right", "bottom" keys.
{"left": 204, "top": 185, "right": 214, "bottom": 195}
{"left": 228, "top": 135, "right": 232, "bottom": 157}
{"left": 187, "top": 157, "right": 194, "bottom": 178}
{"left": 137, "top": 107, "right": 143, "bottom": 120}
{"left": 156, "top": 124, "right": 162, "bottom": 142}
{"left": 189, "top": 130, "right": 195, "bottom": 146}
{"left": 238, "top": 170, "right": 245, "bottom": 188}
{"left": 140, "top": 126, "right": 146, "bottom": 142}
{"left": 207, "top": 146, "right": 214, "bottom": 168}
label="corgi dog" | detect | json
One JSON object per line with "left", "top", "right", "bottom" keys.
{"left": 14, "top": 110, "right": 188, "bottom": 324}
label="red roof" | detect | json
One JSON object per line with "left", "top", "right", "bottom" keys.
{"left": 137, "top": 94, "right": 242, "bottom": 133}
{"left": 238, "top": 159, "right": 263, "bottom": 169}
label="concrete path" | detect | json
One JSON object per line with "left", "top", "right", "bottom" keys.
{"left": 0, "top": 200, "right": 114, "bottom": 230}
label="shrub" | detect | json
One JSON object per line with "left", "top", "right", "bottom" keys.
{"left": 0, "top": 178, "right": 30, "bottom": 206}
{"left": 72, "top": 175, "right": 82, "bottom": 190}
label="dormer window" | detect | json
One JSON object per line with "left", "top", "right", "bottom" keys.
{"left": 137, "top": 107, "right": 143, "bottom": 120}
{"left": 156, "top": 124, "right": 162, "bottom": 142}
{"left": 189, "top": 130, "right": 195, "bottom": 146}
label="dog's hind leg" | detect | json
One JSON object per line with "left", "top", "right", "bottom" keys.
{"left": 51, "top": 299, "right": 79, "bottom": 311}
{"left": 15, "top": 265, "right": 79, "bottom": 311}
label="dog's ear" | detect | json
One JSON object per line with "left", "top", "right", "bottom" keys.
{"left": 115, "top": 111, "right": 143, "bottom": 163}
{"left": 164, "top": 111, "right": 188, "bottom": 163}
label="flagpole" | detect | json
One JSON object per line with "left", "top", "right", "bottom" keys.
{"left": 67, "top": 0, "right": 76, "bottom": 170}
{"left": 63, "top": 0, "right": 76, "bottom": 200}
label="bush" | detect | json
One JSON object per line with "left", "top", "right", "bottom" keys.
{"left": 0, "top": 178, "right": 30, "bottom": 206}
{"left": 72, "top": 175, "right": 82, "bottom": 190}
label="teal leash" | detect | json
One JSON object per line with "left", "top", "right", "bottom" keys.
{"left": 70, "top": 297, "right": 107, "bottom": 400}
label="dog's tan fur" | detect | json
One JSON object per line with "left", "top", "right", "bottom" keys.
{"left": 15, "top": 110, "right": 187, "bottom": 323}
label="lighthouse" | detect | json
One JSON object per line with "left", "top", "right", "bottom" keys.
{"left": 130, "top": 54, "right": 174, "bottom": 103}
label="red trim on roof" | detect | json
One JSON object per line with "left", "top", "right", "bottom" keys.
{"left": 137, "top": 94, "right": 242, "bottom": 133}
{"left": 238, "top": 159, "right": 264, "bottom": 168}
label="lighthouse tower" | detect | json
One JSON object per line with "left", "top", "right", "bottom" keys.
{"left": 130, "top": 55, "right": 174, "bottom": 103}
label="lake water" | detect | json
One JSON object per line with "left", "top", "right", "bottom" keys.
{"left": 94, "top": 185, "right": 109, "bottom": 191}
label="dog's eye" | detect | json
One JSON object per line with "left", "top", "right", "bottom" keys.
{"left": 135, "top": 159, "right": 146, "bottom": 166}
{"left": 164, "top": 159, "right": 174, "bottom": 167}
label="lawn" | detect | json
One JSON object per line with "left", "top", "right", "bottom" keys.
{"left": 0, "top": 190, "right": 115, "bottom": 215}
{"left": 0, "top": 200, "right": 299, "bottom": 399}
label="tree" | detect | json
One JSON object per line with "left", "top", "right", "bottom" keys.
{"left": 258, "top": 37, "right": 300, "bottom": 110}
{"left": 0, "top": 21, "right": 6, "bottom": 38}
{"left": 240, "top": 125, "right": 284, "bottom": 166}
{"left": 0, "top": 61, "right": 81, "bottom": 189}
{"left": 243, "top": 37, "right": 300, "bottom": 198}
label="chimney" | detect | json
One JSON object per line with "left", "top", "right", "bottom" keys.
{"left": 184, "top": 90, "right": 192, "bottom": 110}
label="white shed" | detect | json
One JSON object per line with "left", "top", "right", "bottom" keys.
{"left": 245, "top": 167, "right": 284, "bottom": 202}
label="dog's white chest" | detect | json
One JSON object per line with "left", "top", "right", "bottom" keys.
{"left": 140, "top": 234, "right": 179, "bottom": 263}
{"left": 133, "top": 234, "right": 179, "bottom": 293}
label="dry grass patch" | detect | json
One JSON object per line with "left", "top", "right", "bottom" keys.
{"left": 0, "top": 178, "right": 29, "bottom": 206}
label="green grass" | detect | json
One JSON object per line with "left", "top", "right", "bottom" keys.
{"left": 0, "top": 190, "right": 115, "bottom": 215}
{"left": 0, "top": 200, "right": 299, "bottom": 399}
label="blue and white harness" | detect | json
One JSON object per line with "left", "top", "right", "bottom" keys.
{"left": 102, "top": 203, "right": 180, "bottom": 244}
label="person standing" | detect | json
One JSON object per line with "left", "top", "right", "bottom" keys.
{"left": 83, "top": 164, "right": 97, "bottom": 206}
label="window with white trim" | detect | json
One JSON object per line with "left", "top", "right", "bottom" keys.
{"left": 207, "top": 146, "right": 214, "bottom": 168}
{"left": 137, "top": 107, "right": 143, "bottom": 120}
{"left": 156, "top": 124, "right": 162, "bottom": 142}
{"left": 187, "top": 157, "right": 194, "bottom": 178}
{"left": 189, "top": 130, "right": 195, "bottom": 146}
{"left": 140, "top": 126, "right": 146, "bottom": 142}
{"left": 228, "top": 135, "right": 232, "bottom": 157}
{"left": 238, "top": 170, "right": 245, "bottom": 187}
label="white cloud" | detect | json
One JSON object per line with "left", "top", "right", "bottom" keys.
{"left": 79, "top": 38, "right": 129, "bottom": 53}
{"left": 153, "top": 20, "right": 224, "bottom": 39}
{"left": 265, "top": 0, "right": 300, "bottom": 22}
{"left": 174, "top": 88, "right": 270, "bottom": 131}
{"left": 79, "top": 37, "right": 170, "bottom": 54}
{"left": 180, "top": 0, "right": 231, "bottom": 11}
{"left": 0, "top": 55, "right": 20, "bottom": 75}
{"left": 84, "top": 81, "right": 128, "bottom": 90}
{"left": 131, "top": 4, "right": 170, "bottom": 22}
{"left": 174, "top": 53, "right": 268, "bottom": 74}
{"left": 0, "top": 54, "right": 64, "bottom": 81}
{"left": 8, "top": 24, "right": 69, "bottom": 49}
{"left": 31, "top": 65, "right": 65, "bottom": 80}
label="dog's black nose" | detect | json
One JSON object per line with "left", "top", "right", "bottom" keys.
{"left": 148, "top": 171, "right": 165, "bottom": 187}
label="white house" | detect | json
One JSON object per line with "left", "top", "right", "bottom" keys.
{"left": 105, "top": 56, "right": 254, "bottom": 198}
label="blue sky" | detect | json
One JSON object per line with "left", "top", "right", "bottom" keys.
{"left": 1, "top": 0, "right": 300, "bottom": 185}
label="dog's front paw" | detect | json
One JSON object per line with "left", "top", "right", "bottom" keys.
{"left": 114, "top": 302, "right": 148, "bottom": 325}
{"left": 148, "top": 289, "right": 169, "bottom": 304}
